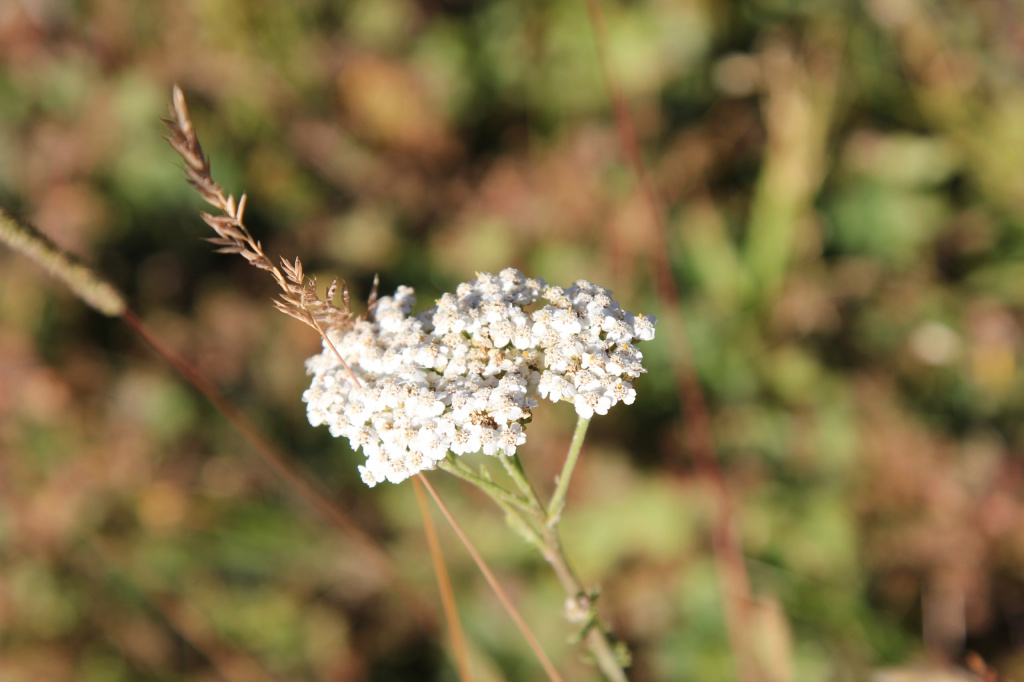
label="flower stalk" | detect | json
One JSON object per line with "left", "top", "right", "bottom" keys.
{"left": 448, "top": 415, "right": 630, "bottom": 682}
{"left": 547, "top": 416, "right": 591, "bottom": 524}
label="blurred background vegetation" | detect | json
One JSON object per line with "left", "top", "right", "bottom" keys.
{"left": 3, "top": 0, "right": 1024, "bottom": 680}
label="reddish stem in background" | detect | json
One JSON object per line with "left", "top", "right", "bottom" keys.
{"left": 584, "top": 1, "right": 758, "bottom": 680}
{"left": 413, "top": 476, "right": 476, "bottom": 682}
{"left": 118, "top": 308, "right": 439, "bottom": 629}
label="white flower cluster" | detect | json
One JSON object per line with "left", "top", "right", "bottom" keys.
{"left": 302, "top": 268, "right": 656, "bottom": 486}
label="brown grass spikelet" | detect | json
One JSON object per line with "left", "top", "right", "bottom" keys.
{"left": 163, "top": 84, "right": 359, "bottom": 335}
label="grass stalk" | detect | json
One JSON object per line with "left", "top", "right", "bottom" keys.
{"left": 416, "top": 473, "right": 567, "bottom": 682}
{"left": 413, "top": 476, "right": 475, "bottom": 682}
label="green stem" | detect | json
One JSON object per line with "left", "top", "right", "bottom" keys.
{"left": 499, "top": 452, "right": 545, "bottom": 510}
{"left": 439, "top": 417, "right": 631, "bottom": 682}
{"left": 546, "top": 416, "right": 590, "bottom": 525}
{"left": 439, "top": 458, "right": 534, "bottom": 516}
{"left": 536, "top": 517, "right": 628, "bottom": 682}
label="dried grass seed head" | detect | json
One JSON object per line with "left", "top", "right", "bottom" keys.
{"left": 165, "top": 85, "right": 361, "bottom": 338}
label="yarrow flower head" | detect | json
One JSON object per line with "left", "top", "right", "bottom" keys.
{"left": 302, "top": 268, "right": 657, "bottom": 487}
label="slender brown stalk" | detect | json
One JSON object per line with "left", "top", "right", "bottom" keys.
{"left": 119, "top": 312, "right": 377, "bottom": 560}
{"left": 417, "top": 473, "right": 567, "bottom": 682}
{"left": 584, "top": 1, "right": 758, "bottom": 680}
{"left": 413, "top": 477, "right": 475, "bottom": 682}
{"left": 118, "top": 308, "right": 457, "bottom": 631}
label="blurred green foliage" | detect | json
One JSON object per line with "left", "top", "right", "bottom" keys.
{"left": 3, "top": 0, "right": 1024, "bottom": 680}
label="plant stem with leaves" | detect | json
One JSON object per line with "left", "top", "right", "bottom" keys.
{"left": 446, "top": 416, "right": 630, "bottom": 682}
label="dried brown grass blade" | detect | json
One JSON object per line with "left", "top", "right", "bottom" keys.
{"left": 413, "top": 477, "right": 475, "bottom": 682}
{"left": 417, "top": 473, "right": 566, "bottom": 682}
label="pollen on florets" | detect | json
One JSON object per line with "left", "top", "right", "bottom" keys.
{"left": 302, "top": 268, "right": 656, "bottom": 486}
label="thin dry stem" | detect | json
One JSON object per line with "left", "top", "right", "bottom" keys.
{"left": 413, "top": 477, "right": 475, "bottom": 682}
{"left": 417, "top": 473, "right": 566, "bottom": 682}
